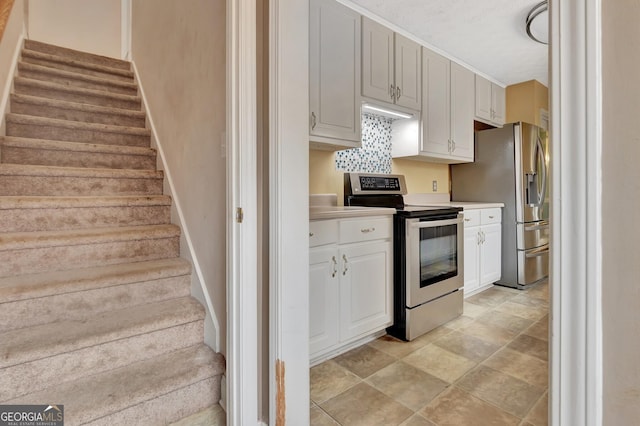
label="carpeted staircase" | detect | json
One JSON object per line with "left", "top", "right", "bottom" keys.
{"left": 0, "top": 40, "right": 225, "bottom": 425}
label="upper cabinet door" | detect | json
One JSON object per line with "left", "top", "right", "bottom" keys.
{"left": 492, "top": 84, "right": 506, "bottom": 126}
{"left": 309, "top": 0, "right": 361, "bottom": 144}
{"left": 450, "top": 62, "right": 475, "bottom": 161}
{"left": 421, "top": 48, "right": 450, "bottom": 156}
{"left": 475, "top": 75, "right": 493, "bottom": 122}
{"left": 362, "top": 17, "right": 394, "bottom": 104}
{"left": 394, "top": 34, "right": 421, "bottom": 110}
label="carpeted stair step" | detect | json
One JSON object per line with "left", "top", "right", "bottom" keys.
{"left": 17, "top": 61, "right": 138, "bottom": 96}
{"left": 5, "top": 344, "right": 223, "bottom": 425}
{"left": 10, "top": 93, "right": 146, "bottom": 127}
{"left": 0, "top": 195, "right": 171, "bottom": 233}
{"left": 0, "top": 164, "right": 163, "bottom": 196}
{"left": 0, "top": 297, "right": 206, "bottom": 401}
{"left": 6, "top": 114, "right": 150, "bottom": 147}
{"left": 14, "top": 77, "right": 141, "bottom": 110}
{"left": 0, "top": 259, "right": 191, "bottom": 333}
{"left": 24, "top": 39, "right": 131, "bottom": 71}
{"left": 1, "top": 136, "right": 156, "bottom": 170}
{"left": 21, "top": 48, "right": 135, "bottom": 83}
{"left": 0, "top": 224, "right": 180, "bottom": 278}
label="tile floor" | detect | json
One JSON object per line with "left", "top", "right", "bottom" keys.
{"left": 310, "top": 281, "right": 549, "bottom": 426}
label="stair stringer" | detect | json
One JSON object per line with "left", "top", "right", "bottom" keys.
{"left": 130, "top": 60, "right": 221, "bottom": 351}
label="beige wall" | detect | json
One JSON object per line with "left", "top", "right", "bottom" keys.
{"left": 131, "top": 0, "right": 227, "bottom": 353}
{"left": 27, "top": 0, "right": 121, "bottom": 58}
{"left": 0, "top": 0, "right": 24, "bottom": 133}
{"left": 309, "top": 149, "right": 450, "bottom": 203}
{"left": 506, "top": 80, "right": 548, "bottom": 126}
{"left": 602, "top": 0, "right": 640, "bottom": 423}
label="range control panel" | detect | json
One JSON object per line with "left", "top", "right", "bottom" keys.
{"left": 345, "top": 173, "right": 407, "bottom": 196}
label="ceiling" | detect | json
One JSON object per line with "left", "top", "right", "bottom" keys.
{"left": 348, "top": 0, "right": 549, "bottom": 87}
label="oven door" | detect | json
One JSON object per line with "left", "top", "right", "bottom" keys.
{"left": 405, "top": 215, "right": 464, "bottom": 308}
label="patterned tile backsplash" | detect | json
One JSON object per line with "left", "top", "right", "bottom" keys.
{"left": 335, "top": 113, "right": 393, "bottom": 174}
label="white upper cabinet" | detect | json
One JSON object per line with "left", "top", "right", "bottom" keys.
{"left": 362, "top": 17, "right": 421, "bottom": 111}
{"left": 475, "top": 75, "right": 506, "bottom": 127}
{"left": 401, "top": 47, "right": 473, "bottom": 163}
{"left": 309, "top": 0, "right": 361, "bottom": 148}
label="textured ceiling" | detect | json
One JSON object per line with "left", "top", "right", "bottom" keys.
{"left": 348, "top": 0, "right": 549, "bottom": 87}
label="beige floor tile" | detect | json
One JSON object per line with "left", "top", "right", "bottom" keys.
{"left": 483, "top": 347, "right": 548, "bottom": 388}
{"left": 508, "top": 334, "right": 548, "bottom": 361}
{"left": 524, "top": 392, "right": 549, "bottom": 426}
{"left": 442, "top": 314, "right": 475, "bottom": 330}
{"left": 367, "top": 361, "right": 448, "bottom": 411}
{"left": 170, "top": 405, "right": 226, "bottom": 426}
{"left": 311, "top": 405, "right": 340, "bottom": 426}
{"left": 510, "top": 293, "right": 549, "bottom": 308}
{"left": 475, "top": 309, "right": 535, "bottom": 334}
{"left": 320, "top": 382, "right": 413, "bottom": 426}
{"left": 466, "top": 287, "right": 516, "bottom": 307}
{"left": 403, "top": 344, "right": 476, "bottom": 383}
{"left": 368, "top": 334, "right": 430, "bottom": 359}
{"left": 463, "top": 301, "right": 491, "bottom": 318}
{"left": 456, "top": 365, "right": 545, "bottom": 418}
{"left": 420, "top": 386, "right": 520, "bottom": 426}
{"left": 410, "top": 325, "right": 455, "bottom": 345}
{"left": 432, "top": 330, "right": 502, "bottom": 363}
{"left": 459, "top": 320, "right": 519, "bottom": 346}
{"left": 333, "top": 344, "right": 396, "bottom": 379}
{"left": 310, "top": 360, "right": 361, "bottom": 404}
{"left": 399, "top": 413, "right": 437, "bottom": 426}
{"left": 495, "top": 301, "right": 548, "bottom": 321}
{"left": 525, "top": 281, "right": 549, "bottom": 301}
{"left": 523, "top": 315, "right": 549, "bottom": 341}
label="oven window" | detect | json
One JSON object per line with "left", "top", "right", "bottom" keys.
{"left": 419, "top": 224, "right": 458, "bottom": 287}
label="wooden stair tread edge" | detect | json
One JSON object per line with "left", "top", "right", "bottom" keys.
{"left": 17, "top": 61, "right": 139, "bottom": 91}
{"left": 6, "top": 113, "right": 151, "bottom": 136}
{"left": 14, "top": 77, "right": 142, "bottom": 102}
{"left": 0, "top": 258, "right": 191, "bottom": 304}
{"left": 0, "top": 297, "right": 206, "bottom": 368}
{"left": 0, "top": 163, "right": 162, "bottom": 178}
{"left": 0, "top": 136, "right": 155, "bottom": 156}
{"left": 0, "top": 195, "right": 171, "bottom": 210}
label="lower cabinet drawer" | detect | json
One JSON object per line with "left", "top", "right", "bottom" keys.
{"left": 339, "top": 217, "right": 392, "bottom": 244}
{"left": 310, "top": 220, "right": 338, "bottom": 247}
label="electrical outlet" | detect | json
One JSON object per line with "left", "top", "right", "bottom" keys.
{"left": 432, "top": 180, "right": 438, "bottom": 192}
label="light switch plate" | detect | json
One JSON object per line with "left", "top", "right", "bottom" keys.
{"left": 432, "top": 180, "right": 438, "bottom": 192}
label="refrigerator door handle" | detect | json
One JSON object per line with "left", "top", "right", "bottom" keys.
{"left": 536, "top": 135, "right": 547, "bottom": 206}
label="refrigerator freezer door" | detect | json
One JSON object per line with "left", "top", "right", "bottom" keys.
{"left": 517, "top": 220, "right": 550, "bottom": 250}
{"left": 517, "top": 244, "right": 549, "bottom": 285}
{"left": 516, "top": 123, "right": 550, "bottom": 223}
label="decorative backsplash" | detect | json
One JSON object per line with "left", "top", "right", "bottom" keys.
{"left": 335, "top": 113, "right": 393, "bottom": 174}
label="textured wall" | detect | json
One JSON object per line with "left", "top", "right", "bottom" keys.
{"left": 602, "top": 0, "right": 640, "bottom": 423}
{"left": 27, "top": 0, "right": 121, "bottom": 58}
{"left": 131, "top": 0, "right": 226, "bottom": 353}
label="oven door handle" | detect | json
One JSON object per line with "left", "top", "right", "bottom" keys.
{"left": 408, "top": 217, "right": 463, "bottom": 229}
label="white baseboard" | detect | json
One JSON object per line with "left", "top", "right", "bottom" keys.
{"left": 0, "top": 32, "right": 25, "bottom": 133}
{"left": 130, "top": 60, "right": 221, "bottom": 351}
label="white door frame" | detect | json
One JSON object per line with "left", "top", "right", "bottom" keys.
{"left": 225, "top": 0, "right": 606, "bottom": 423}
{"left": 550, "top": 0, "right": 602, "bottom": 424}
{"left": 226, "top": 0, "right": 259, "bottom": 423}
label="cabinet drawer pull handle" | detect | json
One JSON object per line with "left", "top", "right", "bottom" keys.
{"left": 396, "top": 86, "right": 401, "bottom": 100}
{"left": 390, "top": 84, "right": 396, "bottom": 101}
{"left": 311, "top": 112, "right": 317, "bottom": 130}
{"left": 331, "top": 256, "right": 338, "bottom": 278}
{"left": 309, "top": 232, "right": 314, "bottom": 237}
{"left": 464, "top": 218, "right": 471, "bottom": 222}
{"left": 342, "top": 254, "right": 348, "bottom": 275}
{"left": 488, "top": 215, "right": 495, "bottom": 219}
{"left": 360, "top": 227, "right": 375, "bottom": 233}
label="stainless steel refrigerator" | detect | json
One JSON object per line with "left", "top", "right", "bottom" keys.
{"left": 451, "top": 122, "right": 549, "bottom": 288}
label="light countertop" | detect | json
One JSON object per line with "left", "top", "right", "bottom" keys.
{"left": 310, "top": 206, "right": 396, "bottom": 220}
{"left": 418, "top": 201, "right": 505, "bottom": 209}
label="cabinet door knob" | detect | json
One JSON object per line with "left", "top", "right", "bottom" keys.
{"left": 309, "top": 232, "right": 314, "bottom": 237}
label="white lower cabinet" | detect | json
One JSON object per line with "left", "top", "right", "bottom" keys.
{"left": 462, "top": 208, "right": 502, "bottom": 296}
{"left": 309, "top": 216, "right": 393, "bottom": 361}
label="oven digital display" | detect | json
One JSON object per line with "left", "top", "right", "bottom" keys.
{"left": 359, "top": 176, "right": 401, "bottom": 191}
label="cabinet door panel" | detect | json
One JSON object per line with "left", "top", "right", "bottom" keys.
{"left": 450, "top": 62, "right": 475, "bottom": 161}
{"left": 475, "top": 74, "right": 492, "bottom": 122}
{"left": 309, "top": 0, "right": 361, "bottom": 142}
{"left": 394, "top": 34, "right": 421, "bottom": 110}
{"left": 492, "top": 84, "right": 506, "bottom": 126}
{"left": 463, "top": 227, "right": 480, "bottom": 294}
{"left": 309, "top": 246, "right": 340, "bottom": 356}
{"left": 421, "top": 48, "right": 450, "bottom": 155}
{"left": 339, "top": 241, "right": 392, "bottom": 340}
{"left": 480, "top": 223, "right": 502, "bottom": 285}
{"left": 362, "top": 17, "right": 394, "bottom": 104}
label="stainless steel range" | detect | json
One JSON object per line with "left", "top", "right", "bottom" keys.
{"left": 344, "top": 173, "right": 463, "bottom": 341}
